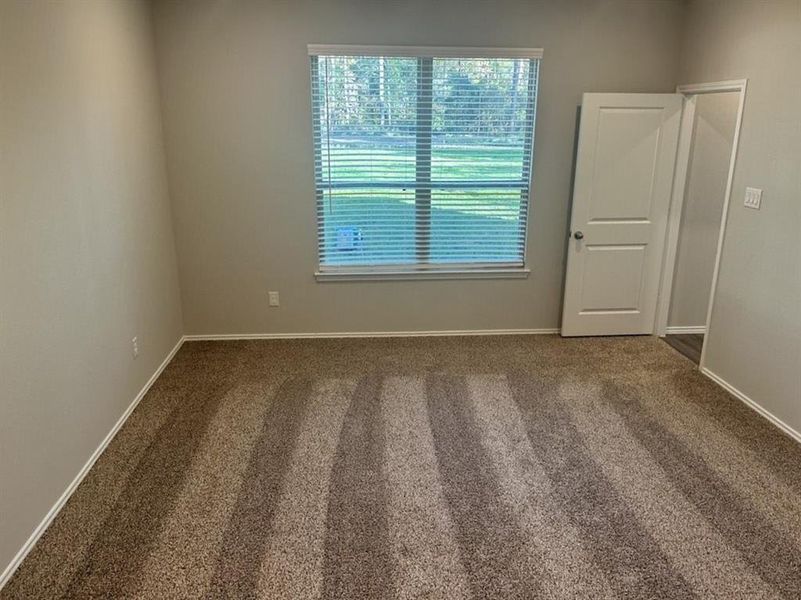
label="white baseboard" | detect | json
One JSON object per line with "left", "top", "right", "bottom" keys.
{"left": 0, "top": 335, "right": 186, "bottom": 591}
{"left": 183, "top": 328, "right": 560, "bottom": 341}
{"left": 665, "top": 325, "right": 707, "bottom": 334}
{"left": 701, "top": 367, "right": 801, "bottom": 445}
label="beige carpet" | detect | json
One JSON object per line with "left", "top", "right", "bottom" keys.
{"left": 3, "top": 335, "right": 801, "bottom": 599}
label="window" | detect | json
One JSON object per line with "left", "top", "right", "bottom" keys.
{"left": 309, "top": 45, "right": 541, "bottom": 278}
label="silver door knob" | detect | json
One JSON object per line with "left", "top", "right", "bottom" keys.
{"left": 573, "top": 231, "right": 584, "bottom": 240}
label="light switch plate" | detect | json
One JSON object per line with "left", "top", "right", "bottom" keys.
{"left": 744, "top": 187, "right": 762, "bottom": 210}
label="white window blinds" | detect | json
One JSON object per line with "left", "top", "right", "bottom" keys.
{"left": 310, "top": 46, "right": 541, "bottom": 274}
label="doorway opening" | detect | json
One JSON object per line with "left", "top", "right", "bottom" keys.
{"left": 656, "top": 81, "right": 747, "bottom": 365}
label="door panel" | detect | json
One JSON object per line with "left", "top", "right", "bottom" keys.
{"left": 562, "top": 93, "right": 682, "bottom": 336}
{"left": 589, "top": 108, "right": 664, "bottom": 221}
{"left": 581, "top": 244, "right": 647, "bottom": 311}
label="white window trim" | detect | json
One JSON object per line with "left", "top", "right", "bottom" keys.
{"left": 310, "top": 45, "right": 542, "bottom": 281}
{"left": 307, "top": 44, "right": 543, "bottom": 59}
{"left": 315, "top": 267, "right": 531, "bottom": 282}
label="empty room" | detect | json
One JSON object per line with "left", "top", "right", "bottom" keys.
{"left": 2, "top": 0, "right": 800, "bottom": 598}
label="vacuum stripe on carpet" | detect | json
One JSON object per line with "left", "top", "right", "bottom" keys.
{"left": 257, "top": 378, "right": 355, "bottom": 599}
{"left": 135, "top": 380, "right": 279, "bottom": 598}
{"left": 205, "top": 377, "right": 315, "bottom": 598}
{"left": 562, "top": 378, "right": 779, "bottom": 599}
{"left": 63, "top": 375, "right": 232, "bottom": 598}
{"left": 382, "top": 376, "right": 470, "bottom": 599}
{"left": 467, "top": 375, "right": 616, "bottom": 598}
{"left": 507, "top": 373, "right": 696, "bottom": 599}
{"left": 626, "top": 371, "right": 801, "bottom": 539}
{"left": 604, "top": 381, "right": 801, "bottom": 597}
{"left": 426, "top": 373, "right": 549, "bottom": 599}
{"left": 321, "top": 375, "right": 391, "bottom": 599}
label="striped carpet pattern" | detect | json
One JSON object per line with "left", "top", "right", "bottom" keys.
{"left": 3, "top": 336, "right": 801, "bottom": 599}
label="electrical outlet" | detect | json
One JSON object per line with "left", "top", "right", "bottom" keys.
{"left": 132, "top": 336, "right": 139, "bottom": 358}
{"left": 268, "top": 291, "right": 280, "bottom": 307}
{"left": 744, "top": 187, "right": 762, "bottom": 210}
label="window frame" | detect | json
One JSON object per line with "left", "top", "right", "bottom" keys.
{"left": 308, "top": 45, "right": 543, "bottom": 281}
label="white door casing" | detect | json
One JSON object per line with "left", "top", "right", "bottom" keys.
{"left": 562, "top": 93, "right": 682, "bottom": 336}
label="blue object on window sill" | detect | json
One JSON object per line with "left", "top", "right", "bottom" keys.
{"left": 335, "top": 226, "right": 363, "bottom": 252}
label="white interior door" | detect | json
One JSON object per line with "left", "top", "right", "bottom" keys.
{"left": 562, "top": 93, "right": 682, "bottom": 337}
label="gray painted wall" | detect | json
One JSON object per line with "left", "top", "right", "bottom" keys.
{"left": 0, "top": 0, "right": 184, "bottom": 573}
{"left": 679, "top": 0, "right": 801, "bottom": 431}
{"left": 668, "top": 91, "right": 739, "bottom": 329}
{"left": 152, "top": 0, "right": 686, "bottom": 335}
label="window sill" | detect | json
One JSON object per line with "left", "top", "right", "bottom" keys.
{"left": 314, "top": 268, "right": 530, "bottom": 282}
